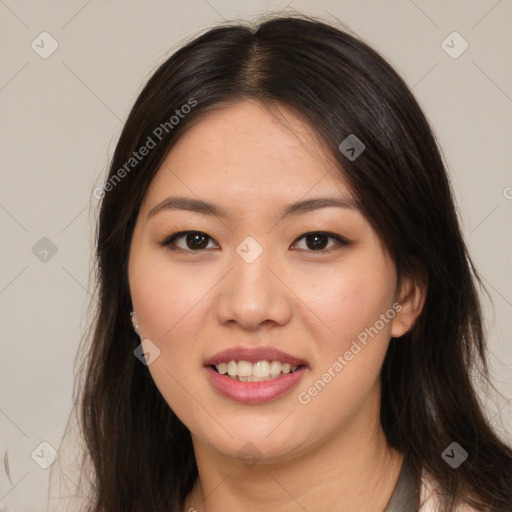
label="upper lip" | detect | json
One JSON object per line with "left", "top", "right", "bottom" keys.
{"left": 204, "top": 346, "right": 308, "bottom": 367}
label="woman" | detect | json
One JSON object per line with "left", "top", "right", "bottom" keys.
{"left": 49, "top": 14, "right": 512, "bottom": 512}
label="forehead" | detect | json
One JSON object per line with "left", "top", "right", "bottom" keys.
{"left": 143, "top": 100, "right": 351, "bottom": 208}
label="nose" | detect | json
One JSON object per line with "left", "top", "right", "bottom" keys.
{"left": 214, "top": 245, "right": 293, "bottom": 332}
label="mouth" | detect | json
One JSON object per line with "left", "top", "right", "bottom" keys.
{"left": 204, "top": 346, "right": 309, "bottom": 404}
{"left": 209, "top": 360, "right": 306, "bottom": 381}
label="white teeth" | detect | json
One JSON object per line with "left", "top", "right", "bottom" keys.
{"left": 213, "top": 360, "right": 301, "bottom": 380}
{"left": 270, "top": 360, "right": 282, "bottom": 377}
{"left": 238, "top": 360, "right": 253, "bottom": 377}
{"left": 227, "top": 361, "right": 238, "bottom": 376}
{"left": 253, "top": 360, "right": 269, "bottom": 377}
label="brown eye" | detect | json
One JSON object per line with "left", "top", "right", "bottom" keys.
{"left": 161, "top": 230, "right": 347, "bottom": 254}
{"left": 292, "top": 232, "right": 347, "bottom": 252}
{"left": 161, "top": 231, "right": 218, "bottom": 251}
{"left": 305, "top": 233, "right": 329, "bottom": 250}
{"left": 185, "top": 233, "right": 209, "bottom": 250}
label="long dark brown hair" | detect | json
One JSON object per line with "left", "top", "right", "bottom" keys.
{"left": 51, "top": 13, "right": 512, "bottom": 512}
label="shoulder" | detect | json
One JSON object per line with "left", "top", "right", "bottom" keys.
{"left": 419, "top": 470, "right": 481, "bottom": 512}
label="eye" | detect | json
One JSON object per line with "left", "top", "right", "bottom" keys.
{"left": 291, "top": 231, "right": 348, "bottom": 252}
{"left": 160, "top": 230, "right": 348, "bottom": 253}
{"left": 161, "top": 231, "right": 219, "bottom": 252}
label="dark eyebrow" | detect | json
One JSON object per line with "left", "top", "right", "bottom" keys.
{"left": 147, "top": 195, "right": 358, "bottom": 220}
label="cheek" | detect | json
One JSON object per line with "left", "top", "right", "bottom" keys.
{"left": 292, "top": 249, "right": 397, "bottom": 411}
{"left": 129, "top": 249, "right": 217, "bottom": 424}
{"left": 296, "top": 251, "right": 397, "bottom": 350}
{"left": 129, "top": 246, "right": 213, "bottom": 346}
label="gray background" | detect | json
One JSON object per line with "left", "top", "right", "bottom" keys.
{"left": 1, "top": 0, "right": 511, "bottom": 510}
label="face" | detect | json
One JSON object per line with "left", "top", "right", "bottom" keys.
{"left": 128, "top": 99, "right": 408, "bottom": 465}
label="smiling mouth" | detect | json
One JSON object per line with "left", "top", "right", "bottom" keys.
{"left": 209, "top": 360, "right": 305, "bottom": 382}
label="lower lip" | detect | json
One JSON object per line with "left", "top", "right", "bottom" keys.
{"left": 205, "top": 366, "right": 307, "bottom": 404}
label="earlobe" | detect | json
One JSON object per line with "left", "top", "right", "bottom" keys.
{"left": 130, "top": 311, "right": 140, "bottom": 335}
{"left": 391, "top": 273, "right": 427, "bottom": 338}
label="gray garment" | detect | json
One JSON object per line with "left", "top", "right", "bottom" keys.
{"left": 383, "top": 453, "right": 421, "bottom": 512}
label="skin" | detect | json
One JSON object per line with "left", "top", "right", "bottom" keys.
{"left": 128, "top": 99, "right": 426, "bottom": 512}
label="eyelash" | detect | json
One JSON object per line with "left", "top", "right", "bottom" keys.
{"left": 159, "top": 230, "right": 349, "bottom": 254}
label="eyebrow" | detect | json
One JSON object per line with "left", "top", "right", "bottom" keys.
{"left": 147, "top": 195, "right": 359, "bottom": 220}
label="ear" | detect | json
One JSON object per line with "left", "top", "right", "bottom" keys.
{"left": 390, "top": 271, "right": 427, "bottom": 338}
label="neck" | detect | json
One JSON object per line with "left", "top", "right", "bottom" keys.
{"left": 184, "top": 408, "right": 403, "bottom": 512}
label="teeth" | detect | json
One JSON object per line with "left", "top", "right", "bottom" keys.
{"left": 238, "top": 360, "right": 252, "bottom": 377}
{"left": 270, "top": 360, "right": 282, "bottom": 377}
{"left": 213, "top": 360, "right": 300, "bottom": 380}
{"left": 227, "top": 361, "right": 238, "bottom": 376}
{"left": 253, "top": 360, "right": 269, "bottom": 377}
